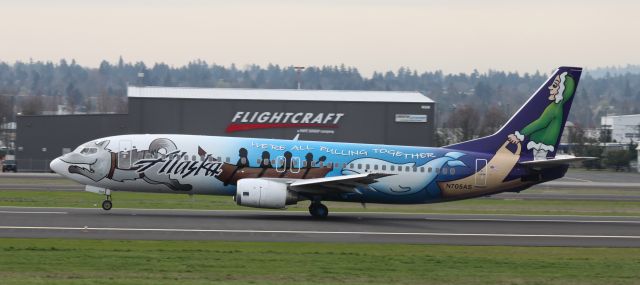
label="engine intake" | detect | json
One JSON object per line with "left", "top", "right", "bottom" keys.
{"left": 235, "top": 179, "right": 299, "bottom": 209}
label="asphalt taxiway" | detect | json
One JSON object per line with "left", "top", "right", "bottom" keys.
{"left": 1, "top": 206, "right": 639, "bottom": 247}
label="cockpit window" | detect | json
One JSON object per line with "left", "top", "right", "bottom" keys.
{"left": 80, "top": 148, "right": 98, "bottom": 154}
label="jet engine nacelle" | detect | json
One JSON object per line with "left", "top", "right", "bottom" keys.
{"left": 235, "top": 178, "right": 299, "bottom": 209}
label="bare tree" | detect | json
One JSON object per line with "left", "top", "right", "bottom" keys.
{"left": 0, "top": 96, "right": 12, "bottom": 120}
{"left": 97, "top": 90, "right": 110, "bottom": 113}
{"left": 447, "top": 104, "right": 480, "bottom": 141}
{"left": 20, "top": 96, "right": 44, "bottom": 115}
{"left": 478, "top": 106, "right": 507, "bottom": 136}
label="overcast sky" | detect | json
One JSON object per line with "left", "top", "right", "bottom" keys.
{"left": 1, "top": 0, "right": 638, "bottom": 75}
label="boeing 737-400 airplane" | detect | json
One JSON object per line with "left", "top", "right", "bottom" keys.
{"left": 50, "top": 66, "right": 592, "bottom": 218}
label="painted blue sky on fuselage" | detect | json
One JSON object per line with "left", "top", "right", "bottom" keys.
{"left": 210, "top": 136, "right": 489, "bottom": 203}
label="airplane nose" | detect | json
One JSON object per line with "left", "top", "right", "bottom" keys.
{"left": 49, "top": 158, "right": 65, "bottom": 174}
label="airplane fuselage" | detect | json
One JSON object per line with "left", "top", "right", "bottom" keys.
{"left": 51, "top": 134, "right": 541, "bottom": 205}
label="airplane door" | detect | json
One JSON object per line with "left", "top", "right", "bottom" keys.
{"left": 290, "top": 157, "right": 300, "bottom": 173}
{"left": 474, "top": 159, "right": 488, "bottom": 187}
{"left": 118, "top": 140, "right": 132, "bottom": 169}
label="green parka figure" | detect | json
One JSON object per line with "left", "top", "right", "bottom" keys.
{"left": 507, "top": 72, "right": 576, "bottom": 160}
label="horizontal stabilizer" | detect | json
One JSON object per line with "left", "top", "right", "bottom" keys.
{"left": 519, "top": 156, "right": 597, "bottom": 168}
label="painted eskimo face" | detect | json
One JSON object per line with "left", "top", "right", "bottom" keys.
{"left": 548, "top": 75, "right": 561, "bottom": 101}
{"left": 59, "top": 140, "right": 112, "bottom": 182}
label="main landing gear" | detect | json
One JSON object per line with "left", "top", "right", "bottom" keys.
{"left": 101, "top": 189, "right": 113, "bottom": 211}
{"left": 309, "top": 202, "right": 329, "bottom": 218}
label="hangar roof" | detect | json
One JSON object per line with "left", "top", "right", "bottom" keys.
{"left": 128, "top": 86, "right": 434, "bottom": 103}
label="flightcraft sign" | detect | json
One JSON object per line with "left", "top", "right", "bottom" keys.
{"left": 225, "top": 111, "right": 345, "bottom": 133}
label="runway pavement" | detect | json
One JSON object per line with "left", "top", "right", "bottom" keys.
{"left": 1, "top": 206, "right": 639, "bottom": 247}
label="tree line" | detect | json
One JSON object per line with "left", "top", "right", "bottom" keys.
{"left": 1, "top": 59, "right": 640, "bottom": 135}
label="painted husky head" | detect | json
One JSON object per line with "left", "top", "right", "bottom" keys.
{"left": 60, "top": 140, "right": 113, "bottom": 182}
{"left": 342, "top": 152, "right": 467, "bottom": 195}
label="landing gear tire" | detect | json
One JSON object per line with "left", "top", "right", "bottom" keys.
{"left": 309, "top": 203, "right": 328, "bottom": 218}
{"left": 101, "top": 199, "right": 113, "bottom": 211}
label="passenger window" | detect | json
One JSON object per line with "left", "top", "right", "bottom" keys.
{"left": 390, "top": 165, "right": 395, "bottom": 171}
{"left": 217, "top": 156, "right": 222, "bottom": 162}
{"left": 357, "top": 164, "right": 362, "bottom": 169}
{"left": 435, "top": 168, "right": 439, "bottom": 173}
{"left": 192, "top": 155, "right": 196, "bottom": 161}
{"left": 374, "top": 165, "right": 379, "bottom": 170}
{"left": 420, "top": 167, "right": 425, "bottom": 173}
{"left": 365, "top": 164, "right": 370, "bottom": 169}
{"left": 406, "top": 166, "right": 411, "bottom": 172}
{"left": 225, "top": 157, "right": 230, "bottom": 163}
{"left": 450, "top": 168, "right": 456, "bottom": 175}
{"left": 428, "top": 167, "right": 432, "bottom": 173}
{"left": 350, "top": 163, "right": 354, "bottom": 168}
{"left": 381, "top": 165, "right": 386, "bottom": 171}
{"left": 257, "top": 159, "right": 262, "bottom": 164}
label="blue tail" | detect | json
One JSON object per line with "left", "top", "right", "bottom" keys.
{"left": 447, "top": 66, "right": 582, "bottom": 160}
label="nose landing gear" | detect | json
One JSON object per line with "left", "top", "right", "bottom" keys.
{"left": 101, "top": 189, "right": 113, "bottom": 211}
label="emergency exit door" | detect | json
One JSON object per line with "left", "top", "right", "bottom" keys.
{"left": 474, "top": 159, "right": 488, "bottom": 187}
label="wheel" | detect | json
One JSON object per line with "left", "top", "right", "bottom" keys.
{"left": 101, "top": 200, "right": 113, "bottom": 211}
{"left": 309, "top": 203, "right": 328, "bottom": 218}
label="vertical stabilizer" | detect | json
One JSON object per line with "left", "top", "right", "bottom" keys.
{"left": 447, "top": 66, "right": 582, "bottom": 161}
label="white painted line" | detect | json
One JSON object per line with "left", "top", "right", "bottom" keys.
{"left": 0, "top": 226, "right": 639, "bottom": 239}
{"left": 424, "top": 218, "right": 640, "bottom": 224}
{"left": 0, "top": 211, "right": 67, "bottom": 214}
{"left": 562, "top": 177, "right": 593, "bottom": 183}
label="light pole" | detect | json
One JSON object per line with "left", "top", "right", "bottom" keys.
{"left": 137, "top": 72, "right": 145, "bottom": 87}
{"left": 294, "top": 66, "right": 305, "bottom": 89}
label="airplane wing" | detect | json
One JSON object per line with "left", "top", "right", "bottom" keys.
{"left": 283, "top": 173, "right": 393, "bottom": 195}
{"left": 519, "top": 156, "right": 598, "bottom": 168}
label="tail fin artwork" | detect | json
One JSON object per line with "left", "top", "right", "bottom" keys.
{"left": 447, "top": 66, "right": 582, "bottom": 161}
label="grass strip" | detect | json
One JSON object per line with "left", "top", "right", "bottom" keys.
{"left": 0, "top": 238, "right": 639, "bottom": 285}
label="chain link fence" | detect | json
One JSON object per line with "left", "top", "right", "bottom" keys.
{"left": 13, "top": 159, "right": 53, "bottom": 173}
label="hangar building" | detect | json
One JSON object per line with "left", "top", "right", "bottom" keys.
{"left": 16, "top": 86, "right": 435, "bottom": 172}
